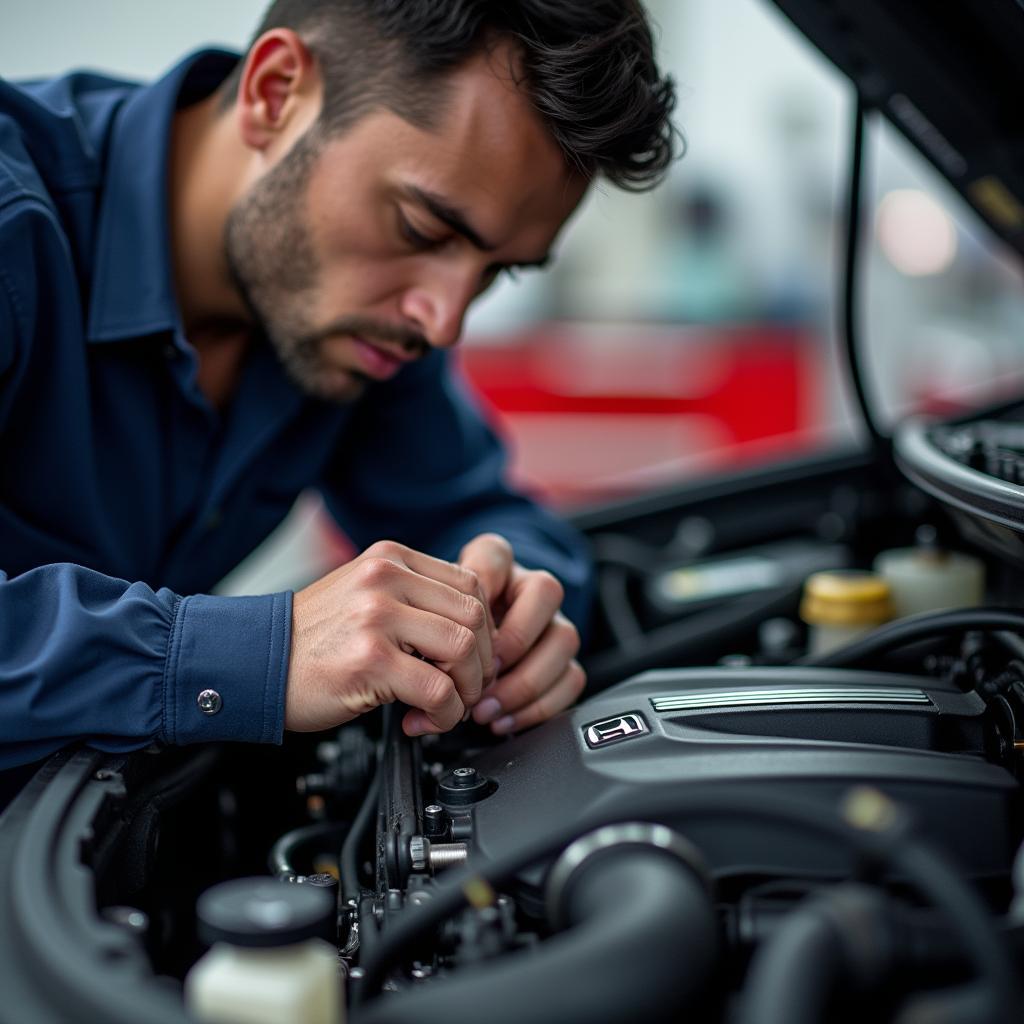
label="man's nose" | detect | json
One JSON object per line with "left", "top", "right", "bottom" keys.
{"left": 399, "top": 269, "right": 477, "bottom": 350}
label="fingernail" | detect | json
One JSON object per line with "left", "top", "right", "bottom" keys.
{"left": 473, "top": 697, "right": 502, "bottom": 724}
{"left": 461, "top": 708, "right": 472, "bottom": 723}
{"left": 493, "top": 656, "right": 503, "bottom": 675}
{"left": 491, "top": 715, "right": 516, "bottom": 735}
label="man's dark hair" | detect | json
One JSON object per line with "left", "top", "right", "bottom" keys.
{"left": 223, "top": 0, "right": 678, "bottom": 191}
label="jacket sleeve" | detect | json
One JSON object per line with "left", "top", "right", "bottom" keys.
{"left": 0, "top": 201, "right": 291, "bottom": 773}
{"left": 317, "top": 350, "right": 594, "bottom": 632}
{"left": 0, "top": 563, "right": 291, "bottom": 771}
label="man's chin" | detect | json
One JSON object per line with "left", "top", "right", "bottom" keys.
{"left": 306, "top": 366, "right": 368, "bottom": 404}
{"left": 276, "top": 348, "right": 367, "bottom": 404}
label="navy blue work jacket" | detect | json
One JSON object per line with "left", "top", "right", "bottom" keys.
{"left": 0, "top": 51, "right": 592, "bottom": 775}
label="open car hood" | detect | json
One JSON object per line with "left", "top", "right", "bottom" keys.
{"left": 770, "top": 0, "right": 1024, "bottom": 263}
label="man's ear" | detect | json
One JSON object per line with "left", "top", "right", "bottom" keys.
{"left": 234, "top": 29, "right": 320, "bottom": 151}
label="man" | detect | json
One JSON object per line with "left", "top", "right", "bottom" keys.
{"left": 0, "top": 1, "right": 676, "bottom": 788}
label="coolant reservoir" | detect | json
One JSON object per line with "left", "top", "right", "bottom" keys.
{"left": 185, "top": 877, "right": 343, "bottom": 1024}
{"left": 800, "top": 570, "right": 893, "bottom": 656}
{"left": 872, "top": 534, "right": 984, "bottom": 619}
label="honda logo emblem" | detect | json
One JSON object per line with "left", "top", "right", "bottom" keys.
{"left": 583, "top": 713, "right": 649, "bottom": 749}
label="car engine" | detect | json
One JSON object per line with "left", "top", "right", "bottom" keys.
{"left": 261, "top": 642, "right": 1023, "bottom": 1024}
{"left": 3, "top": 418, "right": 1024, "bottom": 1024}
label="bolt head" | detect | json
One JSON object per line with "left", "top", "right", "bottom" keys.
{"left": 409, "top": 835, "right": 429, "bottom": 871}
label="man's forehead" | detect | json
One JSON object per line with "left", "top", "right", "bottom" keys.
{"left": 412, "top": 55, "right": 587, "bottom": 243}
{"left": 306, "top": 43, "right": 587, "bottom": 252}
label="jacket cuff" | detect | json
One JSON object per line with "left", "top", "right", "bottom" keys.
{"left": 160, "top": 591, "right": 291, "bottom": 747}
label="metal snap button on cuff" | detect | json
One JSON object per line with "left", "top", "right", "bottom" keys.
{"left": 197, "top": 689, "right": 222, "bottom": 715}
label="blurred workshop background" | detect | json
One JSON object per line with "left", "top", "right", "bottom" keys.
{"left": 6, "top": 0, "right": 1024, "bottom": 592}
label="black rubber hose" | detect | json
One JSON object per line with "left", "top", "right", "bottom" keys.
{"left": 342, "top": 768, "right": 381, "bottom": 908}
{"left": 342, "top": 707, "right": 391, "bottom": 908}
{"left": 737, "top": 885, "right": 893, "bottom": 1024}
{"left": 353, "top": 789, "right": 1019, "bottom": 1018}
{"left": 795, "top": 606, "right": 1024, "bottom": 669}
{"left": 268, "top": 822, "right": 347, "bottom": 879}
{"left": 353, "top": 847, "right": 717, "bottom": 1024}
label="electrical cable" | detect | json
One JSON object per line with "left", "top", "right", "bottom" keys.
{"left": 353, "top": 787, "right": 1019, "bottom": 1018}
{"left": 795, "top": 606, "right": 1024, "bottom": 668}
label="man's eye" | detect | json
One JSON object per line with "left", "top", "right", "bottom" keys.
{"left": 398, "top": 212, "right": 440, "bottom": 250}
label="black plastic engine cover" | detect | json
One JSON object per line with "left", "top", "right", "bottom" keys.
{"left": 463, "top": 667, "right": 1020, "bottom": 909}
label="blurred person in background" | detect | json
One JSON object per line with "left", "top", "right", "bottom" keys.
{"left": 0, "top": 0, "right": 676, "bottom": 802}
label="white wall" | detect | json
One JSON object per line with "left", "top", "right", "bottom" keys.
{"left": 1, "top": 2, "right": 264, "bottom": 80}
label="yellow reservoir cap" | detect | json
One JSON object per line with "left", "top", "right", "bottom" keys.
{"left": 800, "top": 570, "right": 893, "bottom": 627}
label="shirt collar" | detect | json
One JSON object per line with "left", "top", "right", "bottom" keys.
{"left": 86, "top": 49, "right": 239, "bottom": 344}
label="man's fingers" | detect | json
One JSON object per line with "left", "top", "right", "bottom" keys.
{"left": 487, "top": 660, "right": 586, "bottom": 735}
{"left": 472, "top": 614, "right": 580, "bottom": 723}
{"left": 373, "top": 542, "right": 496, "bottom": 685}
{"left": 458, "top": 533, "right": 514, "bottom": 607}
{"left": 397, "top": 607, "right": 484, "bottom": 708}
{"left": 392, "top": 654, "right": 465, "bottom": 734}
{"left": 371, "top": 539, "right": 490, "bottom": 605}
{"left": 493, "top": 570, "right": 566, "bottom": 670}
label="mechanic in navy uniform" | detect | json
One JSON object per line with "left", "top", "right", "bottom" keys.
{"left": 0, "top": 1, "right": 676, "bottom": 798}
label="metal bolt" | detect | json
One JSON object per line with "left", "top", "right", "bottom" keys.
{"left": 428, "top": 843, "right": 469, "bottom": 870}
{"left": 103, "top": 906, "right": 149, "bottom": 933}
{"left": 409, "top": 835, "right": 430, "bottom": 872}
{"left": 423, "top": 804, "right": 447, "bottom": 837}
{"left": 296, "top": 773, "right": 327, "bottom": 796}
{"left": 316, "top": 741, "right": 340, "bottom": 763}
{"left": 451, "top": 767, "right": 479, "bottom": 788}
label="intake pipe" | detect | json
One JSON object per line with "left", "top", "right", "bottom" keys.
{"left": 736, "top": 885, "right": 894, "bottom": 1024}
{"left": 353, "top": 824, "right": 718, "bottom": 1024}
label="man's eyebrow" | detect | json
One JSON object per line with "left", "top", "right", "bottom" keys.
{"left": 406, "top": 185, "right": 497, "bottom": 252}
{"left": 405, "top": 186, "right": 552, "bottom": 269}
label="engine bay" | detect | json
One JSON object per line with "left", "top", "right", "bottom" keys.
{"left": 4, "top": 418, "right": 1024, "bottom": 1023}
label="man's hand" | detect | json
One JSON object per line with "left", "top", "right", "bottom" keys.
{"left": 286, "top": 540, "right": 497, "bottom": 737}
{"left": 458, "top": 533, "right": 585, "bottom": 735}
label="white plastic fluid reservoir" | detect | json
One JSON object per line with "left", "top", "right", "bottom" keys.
{"left": 872, "top": 541, "right": 985, "bottom": 619}
{"left": 185, "top": 877, "right": 343, "bottom": 1024}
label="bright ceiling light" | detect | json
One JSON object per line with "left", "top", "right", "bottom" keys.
{"left": 876, "top": 188, "right": 958, "bottom": 277}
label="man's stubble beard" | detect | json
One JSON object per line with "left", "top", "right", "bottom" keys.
{"left": 223, "top": 130, "right": 368, "bottom": 403}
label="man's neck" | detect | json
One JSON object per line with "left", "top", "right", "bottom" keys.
{"left": 169, "top": 94, "right": 256, "bottom": 406}
{"left": 169, "top": 92, "right": 251, "bottom": 339}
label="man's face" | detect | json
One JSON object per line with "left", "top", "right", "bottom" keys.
{"left": 224, "top": 44, "right": 588, "bottom": 402}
